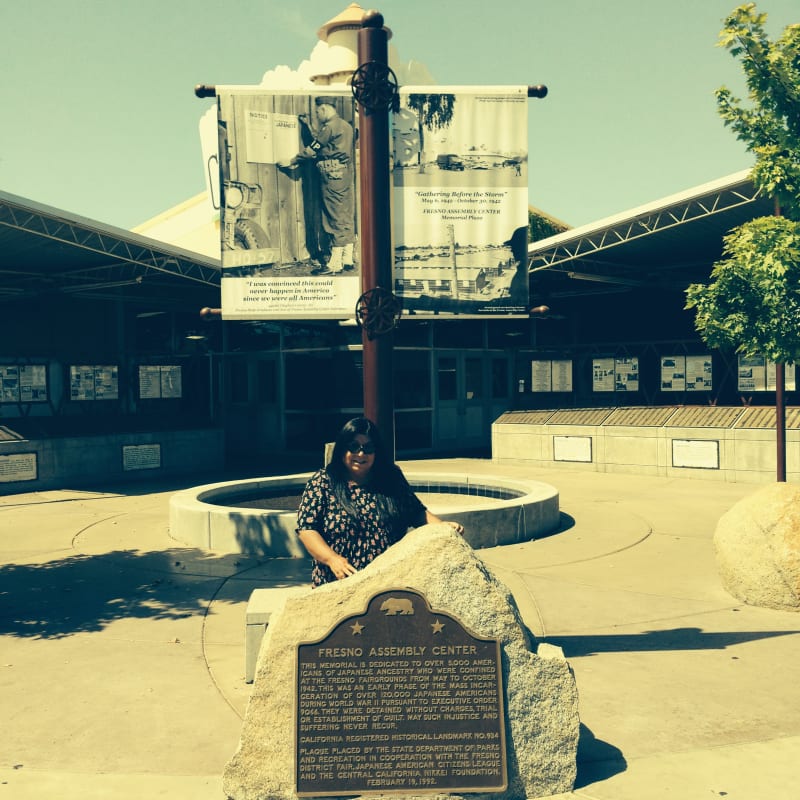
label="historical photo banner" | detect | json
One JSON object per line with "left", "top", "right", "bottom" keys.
{"left": 216, "top": 89, "right": 360, "bottom": 319}
{"left": 392, "top": 86, "right": 529, "bottom": 316}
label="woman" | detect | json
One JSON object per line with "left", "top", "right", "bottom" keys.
{"left": 296, "top": 417, "right": 463, "bottom": 586}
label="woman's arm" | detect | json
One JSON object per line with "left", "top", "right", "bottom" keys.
{"left": 393, "top": 466, "right": 464, "bottom": 535}
{"left": 296, "top": 471, "right": 356, "bottom": 579}
{"left": 298, "top": 528, "right": 357, "bottom": 580}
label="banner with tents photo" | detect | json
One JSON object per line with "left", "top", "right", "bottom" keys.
{"left": 391, "top": 86, "right": 530, "bottom": 316}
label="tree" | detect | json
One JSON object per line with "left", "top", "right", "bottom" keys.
{"left": 405, "top": 93, "right": 456, "bottom": 170}
{"left": 686, "top": 3, "right": 800, "bottom": 480}
{"left": 715, "top": 4, "right": 800, "bottom": 218}
{"left": 528, "top": 208, "right": 570, "bottom": 243}
{"left": 686, "top": 215, "right": 800, "bottom": 360}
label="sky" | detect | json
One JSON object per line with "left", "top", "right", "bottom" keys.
{"left": 1, "top": 0, "right": 797, "bottom": 232}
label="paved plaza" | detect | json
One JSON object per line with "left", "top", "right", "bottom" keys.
{"left": 2, "top": 459, "right": 799, "bottom": 799}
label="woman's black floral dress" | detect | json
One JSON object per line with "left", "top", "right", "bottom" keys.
{"left": 296, "top": 469, "right": 426, "bottom": 586}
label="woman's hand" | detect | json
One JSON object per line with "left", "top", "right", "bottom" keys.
{"left": 424, "top": 511, "right": 464, "bottom": 535}
{"left": 298, "top": 529, "right": 356, "bottom": 580}
{"left": 446, "top": 521, "right": 465, "bottom": 535}
{"left": 325, "top": 552, "right": 357, "bottom": 580}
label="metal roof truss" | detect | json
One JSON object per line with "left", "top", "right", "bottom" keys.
{"left": 0, "top": 197, "right": 220, "bottom": 289}
{"left": 529, "top": 181, "right": 762, "bottom": 273}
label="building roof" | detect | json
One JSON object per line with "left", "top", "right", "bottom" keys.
{"left": 1, "top": 168, "right": 775, "bottom": 315}
{"left": 528, "top": 169, "right": 774, "bottom": 295}
{"left": 0, "top": 190, "right": 221, "bottom": 309}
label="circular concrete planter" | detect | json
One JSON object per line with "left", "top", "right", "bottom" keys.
{"left": 169, "top": 472, "right": 559, "bottom": 557}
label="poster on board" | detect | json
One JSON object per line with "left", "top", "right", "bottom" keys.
{"left": 216, "top": 90, "right": 360, "bottom": 320}
{"left": 160, "top": 366, "right": 183, "bottom": 398}
{"left": 685, "top": 356, "right": 713, "bottom": 391}
{"left": 392, "top": 87, "right": 529, "bottom": 316}
{"left": 662, "top": 356, "right": 713, "bottom": 392}
{"left": 94, "top": 366, "right": 119, "bottom": 400}
{"left": 19, "top": 365, "right": 48, "bottom": 402}
{"left": 738, "top": 355, "right": 766, "bottom": 392}
{"left": 615, "top": 357, "right": 639, "bottom": 392}
{"left": 139, "top": 366, "right": 162, "bottom": 399}
{"left": 592, "top": 358, "right": 615, "bottom": 392}
{"left": 738, "top": 356, "right": 796, "bottom": 391}
{"left": 660, "top": 356, "right": 685, "bottom": 391}
{"left": 531, "top": 360, "right": 552, "bottom": 392}
{"left": 551, "top": 360, "right": 573, "bottom": 392}
{"left": 70, "top": 366, "right": 118, "bottom": 400}
{"left": 139, "top": 366, "right": 183, "bottom": 399}
{"left": 532, "top": 359, "right": 573, "bottom": 392}
{"left": 70, "top": 366, "right": 95, "bottom": 400}
{"left": 1, "top": 365, "right": 20, "bottom": 402}
{"left": 766, "top": 362, "right": 796, "bottom": 391}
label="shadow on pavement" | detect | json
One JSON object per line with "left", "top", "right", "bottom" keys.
{"left": 575, "top": 723, "right": 627, "bottom": 787}
{"left": 0, "top": 547, "right": 305, "bottom": 639}
{"left": 228, "top": 511, "right": 305, "bottom": 559}
{"left": 536, "top": 511, "right": 575, "bottom": 539}
{"left": 547, "top": 627, "right": 800, "bottom": 657}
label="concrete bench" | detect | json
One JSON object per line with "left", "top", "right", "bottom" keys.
{"left": 245, "top": 587, "right": 307, "bottom": 683}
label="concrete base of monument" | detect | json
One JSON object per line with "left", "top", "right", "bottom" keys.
{"left": 169, "top": 472, "right": 560, "bottom": 556}
{"left": 223, "top": 524, "right": 580, "bottom": 800}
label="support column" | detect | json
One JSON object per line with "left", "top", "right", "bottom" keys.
{"left": 357, "top": 10, "right": 395, "bottom": 454}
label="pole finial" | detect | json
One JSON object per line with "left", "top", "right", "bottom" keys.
{"left": 361, "top": 9, "right": 384, "bottom": 28}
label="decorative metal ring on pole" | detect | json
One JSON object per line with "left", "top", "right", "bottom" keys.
{"left": 355, "top": 287, "right": 403, "bottom": 340}
{"left": 351, "top": 61, "right": 399, "bottom": 114}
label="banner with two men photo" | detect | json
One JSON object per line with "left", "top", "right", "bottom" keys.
{"left": 216, "top": 89, "right": 360, "bottom": 319}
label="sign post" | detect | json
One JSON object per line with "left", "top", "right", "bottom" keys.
{"left": 354, "top": 10, "right": 401, "bottom": 456}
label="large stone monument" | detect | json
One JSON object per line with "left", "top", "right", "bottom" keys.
{"left": 223, "top": 523, "right": 580, "bottom": 800}
{"left": 714, "top": 482, "right": 800, "bottom": 610}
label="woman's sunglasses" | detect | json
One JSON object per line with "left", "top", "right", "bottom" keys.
{"left": 346, "top": 441, "right": 376, "bottom": 455}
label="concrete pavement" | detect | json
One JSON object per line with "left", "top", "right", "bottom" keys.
{"left": 2, "top": 460, "right": 799, "bottom": 799}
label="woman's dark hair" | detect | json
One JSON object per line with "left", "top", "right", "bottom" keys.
{"left": 326, "top": 417, "right": 411, "bottom": 533}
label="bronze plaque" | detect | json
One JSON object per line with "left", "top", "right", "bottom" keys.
{"left": 296, "top": 589, "right": 507, "bottom": 796}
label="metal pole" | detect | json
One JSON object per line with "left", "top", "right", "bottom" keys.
{"left": 194, "top": 84, "right": 548, "bottom": 100}
{"left": 774, "top": 196, "right": 786, "bottom": 482}
{"left": 776, "top": 362, "right": 786, "bottom": 481}
{"left": 357, "top": 10, "right": 395, "bottom": 454}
